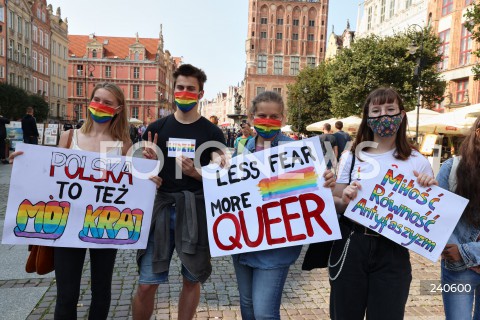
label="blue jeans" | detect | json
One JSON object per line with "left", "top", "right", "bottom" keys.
{"left": 442, "top": 261, "right": 480, "bottom": 320}
{"left": 232, "top": 258, "right": 290, "bottom": 320}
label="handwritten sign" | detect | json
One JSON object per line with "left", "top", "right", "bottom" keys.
{"left": 202, "top": 137, "right": 341, "bottom": 257}
{"left": 1, "top": 144, "right": 158, "bottom": 249}
{"left": 167, "top": 138, "right": 196, "bottom": 158}
{"left": 344, "top": 164, "right": 468, "bottom": 262}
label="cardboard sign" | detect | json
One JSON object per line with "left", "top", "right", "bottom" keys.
{"left": 202, "top": 137, "right": 341, "bottom": 257}
{"left": 1, "top": 144, "right": 158, "bottom": 249}
{"left": 167, "top": 138, "right": 196, "bottom": 158}
{"left": 344, "top": 164, "right": 468, "bottom": 262}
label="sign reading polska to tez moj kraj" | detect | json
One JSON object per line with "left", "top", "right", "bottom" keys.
{"left": 344, "top": 163, "right": 469, "bottom": 262}
{"left": 1, "top": 143, "right": 158, "bottom": 249}
{"left": 202, "top": 137, "right": 341, "bottom": 257}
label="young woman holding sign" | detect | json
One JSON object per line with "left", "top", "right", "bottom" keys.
{"left": 330, "top": 87, "right": 437, "bottom": 319}
{"left": 232, "top": 91, "right": 336, "bottom": 319}
{"left": 11, "top": 82, "right": 160, "bottom": 319}
{"left": 438, "top": 115, "right": 480, "bottom": 320}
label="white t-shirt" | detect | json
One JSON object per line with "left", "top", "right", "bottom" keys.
{"left": 337, "top": 148, "right": 433, "bottom": 185}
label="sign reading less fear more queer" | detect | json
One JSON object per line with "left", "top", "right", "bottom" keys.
{"left": 1, "top": 144, "right": 157, "bottom": 249}
{"left": 202, "top": 137, "right": 341, "bottom": 257}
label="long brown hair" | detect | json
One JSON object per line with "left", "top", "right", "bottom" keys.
{"left": 82, "top": 82, "right": 130, "bottom": 143}
{"left": 455, "top": 115, "right": 480, "bottom": 226}
{"left": 353, "top": 87, "right": 413, "bottom": 160}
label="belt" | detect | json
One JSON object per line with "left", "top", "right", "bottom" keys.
{"left": 340, "top": 217, "right": 380, "bottom": 237}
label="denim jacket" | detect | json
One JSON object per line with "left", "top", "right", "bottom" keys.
{"left": 438, "top": 157, "right": 480, "bottom": 271}
{"left": 232, "top": 133, "right": 302, "bottom": 269}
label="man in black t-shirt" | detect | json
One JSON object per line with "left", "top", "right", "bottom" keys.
{"left": 133, "top": 64, "right": 226, "bottom": 320}
{"left": 333, "top": 120, "right": 352, "bottom": 161}
{"left": 319, "top": 123, "right": 338, "bottom": 169}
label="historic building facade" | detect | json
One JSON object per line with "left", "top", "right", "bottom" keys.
{"left": 48, "top": 5, "right": 68, "bottom": 119}
{"left": 67, "top": 28, "right": 177, "bottom": 123}
{"left": 30, "top": 0, "right": 50, "bottom": 100}
{"left": 0, "top": 0, "right": 6, "bottom": 84}
{"left": 244, "top": 0, "right": 328, "bottom": 111}
{"left": 325, "top": 20, "right": 355, "bottom": 60}
{"left": 428, "top": 0, "right": 478, "bottom": 110}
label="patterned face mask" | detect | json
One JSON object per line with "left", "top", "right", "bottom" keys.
{"left": 367, "top": 113, "right": 403, "bottom": 137}
{"left": 174, "top": 91, "right": 199, "bottom": 113}
{"left": 253, "top": 118, "right": 282, "bottom": 139}
{"left": 88, "top": 102, "right": 117, "bottom": 123}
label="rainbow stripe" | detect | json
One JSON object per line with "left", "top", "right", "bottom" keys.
{"left": 88, "top": 101, "right": 116, "bottom": 123}
{"left": 175, "top": 91, "right": 198, "bottom": 111}
{"left": 253, "top": 118, "right": 282, "bottom": 139}
{"left": 257, "top": 167, "right": 319, "bottom": 201}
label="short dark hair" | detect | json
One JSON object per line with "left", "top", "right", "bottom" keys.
{"left": 26, "top": 106, "right": 34, "bottom": 113}
{"left": 241, "top": 122, "right": 251, "bottom": 128}
{"left": 173, "top": 64, "right": 207, "bottom": 91}
{"left": 324, "top": 123, "right": 331, "bottom": 131}
{"left": 335, "top": 121, "right": 343, "bottom": 130}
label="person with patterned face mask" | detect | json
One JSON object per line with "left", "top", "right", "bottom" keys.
{"left": 329, "top": 87, "right": 437, "bottom": 320}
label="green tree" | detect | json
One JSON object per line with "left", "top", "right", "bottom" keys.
{"left": 287, "top": 62, "right": 332, "bottom": 133}
{"left": 465, "top": 3, "right": 480, "bottom": 80}
{"left": 0, "top": 83, "right": 29, "bottom": 120}
{"left": 28, "top": 94, "right": 49, "bottom": 122}
{"left": 328, "top": 29, "right": 445, "bottom": 117}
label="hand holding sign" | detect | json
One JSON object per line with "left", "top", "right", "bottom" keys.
{"left": 142, "top": 131, "right": 158, "bottom": 160}
{"left": 176, "top": 155, "right": 201, "bottom": 179}
{"left": 8, "top": 150, "right": 24, "bottom": 164}
{"left": 413, "top": 170, "right": 438, "bottom": 187}
{"left": 342, "top": 181, "right": 362, "bottom": 204}
{"left": 323, "top": 170, "right": 336, "bottom": 190}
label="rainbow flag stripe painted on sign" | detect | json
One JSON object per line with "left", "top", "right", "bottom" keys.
{"left": 88, "top": 101, "right": 116, "bottom": 123}
{"left": 257, "top": 167, "right": 319, "bottom": 201}
{"left": 175, "top": 92, "right": 198, "bottom": 110}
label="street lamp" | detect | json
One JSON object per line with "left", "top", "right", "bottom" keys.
{"left": 407, "top": 24, "right": 425, "bottom": 145}
{"left": 85, "top": 63, "right": 95, "bottom": 118}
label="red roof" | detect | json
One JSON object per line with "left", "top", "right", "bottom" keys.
{"left": 68, "top": 35, "right": 161, "bottom": 60}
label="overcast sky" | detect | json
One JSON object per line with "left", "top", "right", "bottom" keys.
{"left": 47, "top": 0, "right": 360, "bottom": 99}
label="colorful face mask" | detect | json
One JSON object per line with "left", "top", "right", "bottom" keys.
{"left": 367, "top": 113, "right": 403, "bottom": 137}
{"left": 253, "top": 118, "right": 282, "bottom": 139}
{"left": 174, "top": 91, "right": 199, "bottom": 112}
{"left": 88, "top": 101, "right": 117, "bottom": 123}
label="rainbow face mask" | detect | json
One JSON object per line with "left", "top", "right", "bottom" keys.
{"left": 174, "top": 91, "right": 199, "bottom": 113}
{"left": 253, "top": 118, "right": 282, "bottom": 139}
{"left": 88, "top": 101, "right": 117, "bottom": 123}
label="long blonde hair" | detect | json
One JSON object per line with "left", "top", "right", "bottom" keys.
{"left": 82, "top": 82, "right": 130, "bottom": 143}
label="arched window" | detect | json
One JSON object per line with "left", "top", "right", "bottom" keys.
{"left": 92, "top": 49, "right": 97, "bottom": 58}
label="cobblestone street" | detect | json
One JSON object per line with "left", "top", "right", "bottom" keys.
{"left": 0, "top": 164, "right": 445, "bottom": 319}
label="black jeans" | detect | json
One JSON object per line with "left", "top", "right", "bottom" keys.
{"left": 329, "top": 220, "right": 411, "bottom": 320}
{"left": 53, "top": 247, "right": 117, "bottom": 320}
{"left": 0, "top": 137, "right": 5, "bottom": 159}
{"left": 23, "top": 136, "right": 38, "bottom": 144}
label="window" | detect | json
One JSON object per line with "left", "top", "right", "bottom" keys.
{"left": 8, "top": 39, "right": 13, "bottom": 59}
{"left": 459, "top": 25, "right": 472, "bottom": 65}
{"left": 0, "top": 38, "right": 4, "bottom": 56}
{"left": 39, "top": 54, "right": 43, "bottom": 73}
{"left": 52, "top": 40, "right": 56, "bottom": 56}
{"left": 42, "top": 11, "right": 46, "bottom": 22}
{"left": 17, "top": 16, "right": 22, "bottom": 34}
{"left": 442, "top": 0, "right": 453, "bottom": 16}
{"left": 33, "top": 25, "right": 38, "bottom": 42}
{"left": 133, "top": 85, "right": 140, "bottom": 99}
{"left": 133, "top": 67, "right": 140, "bottom": 79}
{"left": 134, "top": 52, "right": 140, "bottom": 60}
{"left": 8, "top": 10, "right": 13, "bottom": 29}
{"left": 455, "top": 79, "right": 469, "bottom": 103}
{"left": 38, "top": 79, "right": 43, "bottom": 94}
{"left": 367, "top": 7, "right": 373, "bottom": 30}
{"left": 261, "top": 31, "right": 267, "bottom": 39}
{"left": 45, "top": 57, "right": 49, "bottom": 75}
{"left": 307, "top": 57, "right": 316, "bottom": 68}
{"left": 17, "top": 43, "right": 22, "bottom": 64}
{"left": 261, "top": 17, "right": 267, "bottom": 24}
{"left": 9, "top": 73, "right": 14, "bottom": 85}
{"left": 277, "top": 18, "right": 283, "bottom": 25}
{"left": 273, "top": 88, "right": 282, "bottom": 94}
{"left": 132, "top": 107, "right": 139, "bottom": 119}
{"left": 25, "top": 78, "right": 30, "bottom": 92}
{"left": 76, "top": 82, "right": 84, "bottom": 96}
{"left": 77, "top": 65, "right": 84, "bottom": 76}
{"left": 276, "top": 33, "right": 283, "bottom": 40}
{"left": 389, "top": 0, "right": 395, "bottom": 17}
{"left": 380, "top": 0, "right": 386, "bottom": 22}
{"left": 438, "top": 29, "right": 450, "bottom": 70}
{"left": 33, "top": 77, "right": 38, "bottom": 93}
{"left": 74, "top": 105, "right": 82, "bottom": 122}
{"left": 44, "top": 82, "right": 48, "bottom": 96}
{"left": 0, "top": 6, "right": 3, "bottom": 23}
{"left": 63, "top": 66, "right": 66, "bottom": 79}
{"left": 39, "top": 30, "right": 44, "bottom": 47}
{"left": 58, "top": 84, "right": 61, "bottom": 98}
{"left": 274, "top": 56, "right": 283, "bottom": 75}
{"left": 33, "top": 51, "right": 38, "bottom": 71}
{"left": 25, "top": 22, "right": 30, "bottom": 39}
{"left": 24, "top": 48, "right": 29, "bottom": 66}
{"left": 18, "top": 75, "right": 22, "bottom": 89}
{"left": 293, "top": 19, "right": 299, "bottom": 26}
{"left": 52, "top": 62, "right": 56, "bottom": 76}
{"left": 307, "top": 34, "right": 314, "bottom": 41}
{"left": 92, "top": 49, "right": 97, "bottom": 58}
{"left": 292, "top": 33, "right": 299, "bottom": 40}
{"left": 290, "top": 57, "right": 300, "bottom": 76}
{"left": 309, "top": 20, "right": 315, "bottom": 27}
{"left": 257, "top": 55, "right": 267, "bottom": 74}
{"left": 0, "top": 66, "right": 4, "bottom": 79}
{"left": 37, "top": 8, "right": 41, "bottom": 19}
{"left": 256, "top": 87, "right": 266, "bottom": 95}
{"left": 45, "top": 33, "right": 49, "bottom": 49}
{"left": 105, "top": 66, "right": 112, "bottom": 78}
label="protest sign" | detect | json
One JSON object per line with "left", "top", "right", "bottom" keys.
{"left": 2, "top": 143, "right": 158, "bottom": 249}
{"left": 202, "top": 137, "right": 341, "bottom": 257}
{"left": 344, "top": 163, "right": 469, "bottom": 262}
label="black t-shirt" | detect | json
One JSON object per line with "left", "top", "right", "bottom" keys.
{"left": 144, "top": 114, "right": 226, "bottom": 193}
{"left": 333, "top": 130, "right": 351, "bottom": 159}
{"left": 319, "top": 133, "right": 337, "bottom": 155}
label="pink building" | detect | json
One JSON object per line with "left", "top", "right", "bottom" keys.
{"left": 67, "top": 29, "right": 177, "bottom": 124}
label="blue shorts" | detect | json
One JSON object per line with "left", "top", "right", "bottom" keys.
{"left": 138, "top": 206, "right": 198, "bottom": 284}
